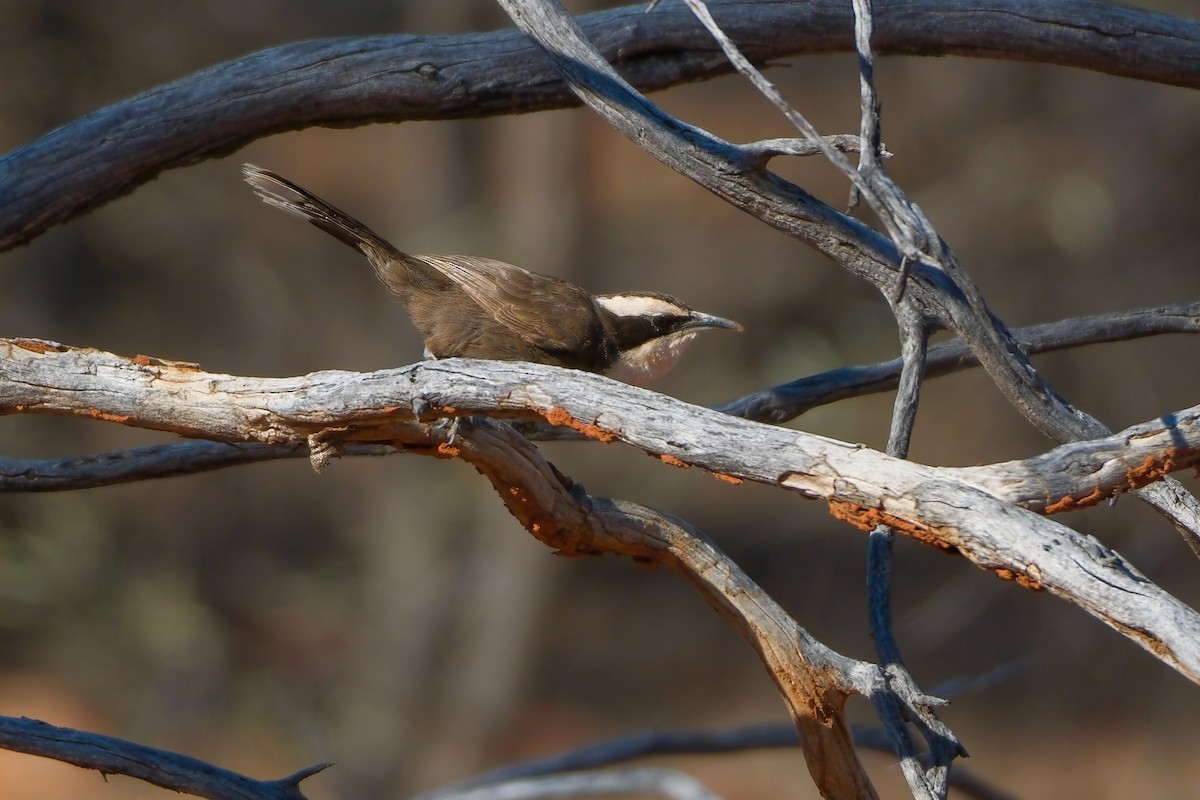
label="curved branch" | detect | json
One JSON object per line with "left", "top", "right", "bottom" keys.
{"left": 0, "top": 716, "right": 330, "bottom": 800}
{"left": 0, "top": 440, "right": 394, "bottom": 490}
{"left": 721, "top": 303, "right": 1200, "bottom": 423}
{"left": 498, "top": 0, "right": 1200, "bottom": 547}
{"left": 3, "top": 340, "right": 1199, "bottom": 683}
{"left": 6, "top": 303, "right": 1198, "bottom": 491}
{"left": 449, "top": 417, "right": 877, "bottom": 798}
{"left": 8, "top": 340, "right": 1200, "bottom": 515}
{"left": 2, "top": 0, "right": 1198, "bottom": 250}
{"left": 428, "top": 723, "right": 1015, "bottom": 800}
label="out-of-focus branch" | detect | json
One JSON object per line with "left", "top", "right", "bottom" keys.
{"left": 0, "top": 440, "right": 394, "bottom": 490}
{"left": 0, "top": 716, "right": 330, "bottom": 800}
{"left": 3, "top": 0, "right": 1199, "bottom": 250}
{"left": 416, "top": 768, "right": 725, "bottom": 800}
{"left": 720, "top": 303, "right": 1200, "bottom": 423}
{"left": 425, "top": 723, "right": 1017, "bottom": 800}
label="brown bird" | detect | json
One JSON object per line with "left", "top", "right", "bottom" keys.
{"left": 243, "top": 164, "right": 741, "bottom": 382}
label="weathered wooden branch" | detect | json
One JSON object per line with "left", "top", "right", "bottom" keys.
{"left": 493, "top": 2, "right": 1199, "bottom": 795}
{"left": 451, "top": 417, "right": 878, "bottom": 798}
{"left": 5, "top": 303, "right": 1199, "bottom": 491}
{"left": 495, "top": 0, "right": 1200, "bottom": 555}
{"left": 4, "top": 339, "right": 1199, "bottom": 690}
{"left": 2, "top": 0, "right": 1198, "bottom": 250}
{"left": 4, "top": 0, "right": 1198, "bottom": 796}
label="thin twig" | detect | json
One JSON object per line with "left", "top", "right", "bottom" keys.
{"left": 682, "top": 0, "right": 944, "bottom": 300}
{"left": 739, "top": 134, "right": 890, "bottom": 169}
{"left": 855, "top": 0, "right": 958, "bottom": 790}
{"left": 681, "top": 0, "right": 887, "bottom": 222}
{"left": 429, "top": 723, "right": 1015, "bottom": 800}
{"left": 718, "top": 302, "right": 1200, "bottom": 423}
{"left": 868, "top": 312, "right": 948, "bottom": 799}
{"left": 885, "top": 309, "right": 928, "bottom": 460}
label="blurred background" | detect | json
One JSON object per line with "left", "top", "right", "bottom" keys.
{"left": 2, "top": 1, "right": 1200, "bottom": 798}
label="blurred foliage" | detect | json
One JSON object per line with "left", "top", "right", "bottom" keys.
{"left": 2, "top": 1, "right": 1200, "bottom": 798}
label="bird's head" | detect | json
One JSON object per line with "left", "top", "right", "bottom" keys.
{"left": 594, "top": 292, "right": 742, "bottom": 383}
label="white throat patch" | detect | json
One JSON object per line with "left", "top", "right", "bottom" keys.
{"left": 606, "top": 330, "right": 699, "bottom": 384}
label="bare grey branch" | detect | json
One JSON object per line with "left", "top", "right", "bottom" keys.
{"left": 3, "top": 340, "right": 1199, "bottom": 686}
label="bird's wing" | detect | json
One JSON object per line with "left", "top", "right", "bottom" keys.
{"left": 421, "top": 255, "right": 610, "bottom": 357}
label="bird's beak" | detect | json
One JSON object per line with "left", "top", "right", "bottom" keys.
{"left": 686, "top": 311, "right": 743, "bottom": 332}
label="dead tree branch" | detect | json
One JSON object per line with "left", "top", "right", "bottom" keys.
{"left": 720, "top": 302, "right": 1200, "bottom": 423}
{"left": 5, "top": 303, "right": 1200, "bottom": 491}
{"left": 495, "top": 0, "right": 1200, "bottom": 556}
{"left": 494, "top": 1, "right": 1198, "bottom": 793}
{"left": 449, "top": 417, "right": 877, "bottom": 798}
{"left": 2, "top": 0, "right": 1199, "bottom": 250}
{"left": 4, "top": 339, "right": 1200, "bottom": 689}
{"left": 4, "top": 0, "right": 1200, "bottom": 796}
{"left": 0, "top": 716, "right": 330, "bottom": 800}
{"left": 425, "top": 723, "right": 1016, "bottom": 800}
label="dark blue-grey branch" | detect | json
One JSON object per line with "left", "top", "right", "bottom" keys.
{"left": 2, "top": 0, "right": 1197, "bottom": 251}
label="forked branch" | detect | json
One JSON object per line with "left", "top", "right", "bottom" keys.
{"left": 497, "top": 0, "right": 1200, "bottom": 547}
{"left": 3, "top": 1, "right": 1200, "bottom": 797}
{"left": 4, "top": 339, "right": 1200, "bottom": 688}
{"left": 495, "top": 4, "right": 1197, "bottom": 795}
{"left": 7, "top": 303, "right": 1200, "bottom": 491}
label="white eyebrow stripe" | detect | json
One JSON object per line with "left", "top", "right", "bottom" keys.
{"left": 595, "top": 294, "right": 687, "bottom": 317}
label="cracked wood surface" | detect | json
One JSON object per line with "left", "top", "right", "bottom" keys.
{"left": 4, "top": 338, "right": 1200, "bottom": 685}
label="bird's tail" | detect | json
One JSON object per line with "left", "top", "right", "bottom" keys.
{"left": 242, "top": 163, "right": 400, "bottom": 259}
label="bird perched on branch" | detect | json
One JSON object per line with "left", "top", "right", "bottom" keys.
{"left": 243, "top": 164, "right": 741, "bottom": 382}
